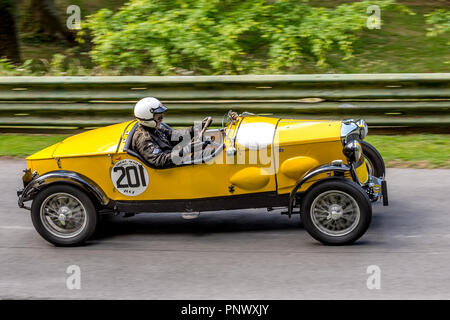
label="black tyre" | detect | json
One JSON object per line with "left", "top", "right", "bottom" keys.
{"left": 300, "top": 178, "right": 372, "bottom": 245}
{"left": 361, "top": 141, "right": 385, "bottom": 178}
{"left": 31, "top": 185, "right": 98, "bottom": 247}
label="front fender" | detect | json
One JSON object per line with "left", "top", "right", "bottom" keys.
{"left": 288, "top": 163, "right": 351, "bottom": 217}
{"left": 18, "top": 170, "right": 110, "bottom": 210}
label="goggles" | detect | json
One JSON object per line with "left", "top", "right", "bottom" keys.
{"left": 153, "top": 113, "right": 164, "bottom": 121}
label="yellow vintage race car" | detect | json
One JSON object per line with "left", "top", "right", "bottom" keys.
{"left": 17, "top": 111, "right": 388, "bottom": 246}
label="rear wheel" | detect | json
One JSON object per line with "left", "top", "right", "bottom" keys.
{"left": 300, "top": 179, "right": 372, "bottom": 245}
{"left": 361, "top": 141, "right": 385, "bottom": 178}
{"left": 31, "top": 185, "right": 98, "bottom": 246}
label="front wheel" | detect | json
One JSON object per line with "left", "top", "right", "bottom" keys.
{"left": 31, "top": 185, "right": 98, "bottom": 246}
{"left": 301, "top": 179, "right": 372, "bottom": 245}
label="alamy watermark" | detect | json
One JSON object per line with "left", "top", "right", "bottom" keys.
{"left": 66, "top": 265, "right": 81, "bottom": 290}
{"left": 366, "top": 265, "right": 381, "bottom": 290}
{"left": 367, "top": 5, "right": 381, "bottom": 30}
{"left": 66, "top": 5, "right": 81, "bottom": 30}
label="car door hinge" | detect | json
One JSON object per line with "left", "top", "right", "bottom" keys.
{"left": 108, "top": 154, "right": 114, "bottom": 165}
{"left": 55, "top": 157, "right": 61, "bottom": 169}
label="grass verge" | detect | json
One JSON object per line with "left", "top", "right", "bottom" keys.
{"left": 0, "top": 134, "right": 68, "bottom": 158}
{"left": 0, "top": 133, "right": 449, "bottom": 168}
{"left": 365, "top": 134, "right": 450, "bottom": 169}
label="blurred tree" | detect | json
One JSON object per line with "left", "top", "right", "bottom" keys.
{"left": 426, "top": 9, "right": 450, "bottom": 39}
{"left": 83, "top": 0, "right": 411, "bottom": 75}
{"left": 0, "top": 0, "right": 21, "bottom": 63}
{"left": 24, "top": 0, "right": 75, "bottom": 43}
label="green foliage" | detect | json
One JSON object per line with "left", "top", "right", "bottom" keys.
{"left": 4, "top": 0, "right": 446, "bottom": 75}
{"left": 82, "top": 0, "right": 410, "bottom": 75}
{"left": 49, "top": 54, "right": 66, "bottom": 75}
{"left": 0, "top": 58, "right": 17, "bottom": 74}
{"left": 0, "top": 58, "right": 33, "bottom": 75}
{"left": 426, "top": 9, "right": 450, "bottom": 39}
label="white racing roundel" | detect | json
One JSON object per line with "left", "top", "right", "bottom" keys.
{"left": 111, "top": 159, "right": 149, "bottom": 196}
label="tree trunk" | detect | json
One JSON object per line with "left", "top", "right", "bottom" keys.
{"left": 0, "top": 0, "right": 21, "bottom": 63}
{"left": 28, "top": 0, "right": 75, "bottom": 43}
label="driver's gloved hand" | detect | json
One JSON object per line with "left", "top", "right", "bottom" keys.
{"left": 203, "top": 137, "right": 212, "bottom": 145}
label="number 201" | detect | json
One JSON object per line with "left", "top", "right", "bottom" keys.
{"left": 114, "top": 165, "right": 147, "bottom": 188}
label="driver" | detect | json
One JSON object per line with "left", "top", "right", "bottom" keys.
{"left": 131, "top": 97, "right": 210, "bottom": 168}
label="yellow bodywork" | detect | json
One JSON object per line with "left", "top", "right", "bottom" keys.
{"left": 26, "top": 115, "right": 369, "bottom": 202}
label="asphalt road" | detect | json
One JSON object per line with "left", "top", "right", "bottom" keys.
{"left": 1, "top": 158, "right": 450, "bottom": 299}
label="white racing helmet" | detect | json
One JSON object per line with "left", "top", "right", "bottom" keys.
{"left": 134, "top": 97, "right": 167, "bottom": 128}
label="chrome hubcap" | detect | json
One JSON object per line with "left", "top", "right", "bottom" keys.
{"left": 329, "top": 204, "right": 343, "bottom": 220}
{"left": 57, "top": 206, "right": 71, "bottom": 225}
{"left": 40, "top": 193, "right": 87, "bottom": 238}
{"left": 310, "top": 190, "right": 360, "bottom": 237}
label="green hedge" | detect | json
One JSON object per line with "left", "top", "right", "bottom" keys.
{"left": 81, "top": 0, "right": 411, "bottom": 74}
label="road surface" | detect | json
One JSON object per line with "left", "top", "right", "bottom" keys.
{"left": 1, "top": 159, "right": 449, "bottom": 299}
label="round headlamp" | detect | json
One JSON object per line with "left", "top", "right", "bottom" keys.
{"left": 356, "top": 119, "right": 368, "bottom": 139}
{"left": 343, "top": 140, "right": 362, "bottom": 162}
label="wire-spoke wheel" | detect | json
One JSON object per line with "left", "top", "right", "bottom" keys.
{"left": 31, "top": 185, "right": 98, "bottom": 246}
{"left": 40, "top": 193, "right": 87, "bottom": 239}
{"left": 310, "top": 190, "right": 360, "bottom": 237}
{"left": 301, "top": 178, "right": 372, "bottom": 245}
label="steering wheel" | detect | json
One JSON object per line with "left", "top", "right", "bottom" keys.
{"left": 184, "top": 117, "right": 213, "bottom": 162}
{"left": 192, "top": 116, "right": 213, "bottom": 144}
